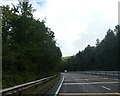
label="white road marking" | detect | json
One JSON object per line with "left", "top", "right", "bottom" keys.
{"left": 104, "top": 78, "right": 108, "bottom": 79}
{"left": 63, "top": 82, "right": 120, "bottom": 85}
{"left": 94, "top": 76, "right": 98, "bottom": 77}
{"left": 64, "top": 79, "right": 88, "bottom": 81}
{"left": 85, "top": 79, "right": 88, "bottom": 81}
{"left": 101, "top": 86, "right": 111, "bottom": 91}
{"left": 113, "top": 79, "right": 118, "bottom": 81}
{"left": 59, "top": 92, "right": 120, "bottom": 95}
{"left": 54, "top": 76, "right": 64, "bottom": 96}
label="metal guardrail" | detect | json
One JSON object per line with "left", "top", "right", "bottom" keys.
{"left": 0, "top": 74, "right": 59, "bottom": 96}
{"left": 81, "top": 71, "right": 120, "bottom": 78}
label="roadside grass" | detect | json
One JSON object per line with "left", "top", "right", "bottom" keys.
{"left": 2, "top": 72, "right": 38, "bottom": 88}
{"left": 7, "top": 75, "right": 60, "bottom": 95}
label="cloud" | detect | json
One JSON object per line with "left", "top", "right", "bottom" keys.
{"left": 36, "top": 0, "right": 47, "bottom": 7}
{"left": 43, "top": 0, "right": 118, "bottom": 56}
{"left": 1, "top": 0, "right": 119, "bottom": 56}
{"left": 0, "top": 0, "right": 18, "bottom": 7}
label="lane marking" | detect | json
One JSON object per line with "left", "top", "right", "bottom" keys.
{"left": 104, "top": 78, "right": 108, "bottom": 79}
{"left": 114, "top": 79, "right": 119, "bottom": 81}
{"left": 54, "top": 76, "right": 64, "bottom": 96}
{"left": 64, "top": 79, "right": 88, "bottom": 82}
{"left": 76, "top": 78, "right": 109, "bottom": 81}
{"left": 94, "top": 76, "right": 98, "bottom": 77}
{"left": 101, "top": 86, "right": 111, "bottom": 91}
{"left": 64, "top": 78, "right": 107, "bottom": 81}
{"left": 59, "top": 92, "right": 120, "bottom": 96}
{"left": 63, "top": 82, "right": 120, "bottom": 85}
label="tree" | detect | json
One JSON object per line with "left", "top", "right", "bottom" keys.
{"left": 2, "top": 1, "right": 62, "bottom": 88}
{"left": 64, "top": 26, "right": 119, "bottom": 71}
{"left": 96, "top": 39, "right": 100, "bottom": 46}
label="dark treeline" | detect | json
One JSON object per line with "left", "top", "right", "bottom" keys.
{"left": 64, "top": 25, "right": 120, "bottom": 71}
{"left": 2, "top": 1, "right": 62, "bottom": 88}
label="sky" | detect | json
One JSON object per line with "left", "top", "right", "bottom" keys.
{"left": 0, "top": 0, "right": 119, "bottom": 56}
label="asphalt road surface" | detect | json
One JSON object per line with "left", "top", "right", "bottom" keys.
{"left": 45, "top": 72, "right": 120, "bottom": 96}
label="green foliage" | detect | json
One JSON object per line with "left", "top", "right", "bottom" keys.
{"left": 2, "top": 1, "right": 62, "bottom": 88}
{"left": 62, "top": 56, "right": 71, "bottom": 62}
{"left": 64, "top": 26, "right": 119, "bottom": 71}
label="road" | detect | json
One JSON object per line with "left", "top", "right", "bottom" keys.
{"left": 45, "top": 72, "right": 120, "bottom": 96}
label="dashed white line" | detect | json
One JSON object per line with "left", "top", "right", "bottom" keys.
{"left": 101, "top": 86, "right": 111, "bottom": 91}
{"left": 113, "top": 79, "right": 118, "bottom": 81}
{"left": 85, "top": 79, "right": 88, "bottom": 81}
{"left": 64, "top": 79, "right": 88, "bottom": 81}
{"left": 104, "top": 78, "right": 108, "bottom": 79}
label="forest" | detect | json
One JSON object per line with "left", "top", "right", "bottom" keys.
{"left": 63, "top": 25, "right": 120, "bottom": 71}
{"left": 2, "top": 1, "right": 120, "bottom": 89}
{"left": 2, "top": 1, "right": 62, "bottom": 88}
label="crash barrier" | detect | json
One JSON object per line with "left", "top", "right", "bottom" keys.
{"left": 81, "top": 71, "right": 120, "bottom": 78}
{"left": 0, "top": 74, "right": 60, "bottom": 96}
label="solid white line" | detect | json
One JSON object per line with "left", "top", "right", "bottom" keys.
{"left": 54, "top": 76, "right": 64, "bottom": 96}
{"left": 63, "top": 82, "right": 120, "bottom": 85}
{"left": 101, "top": 86, "right": 111, "bottom": 91}
{"left": 59, "top": 92, "right": 120, "bottom": 95}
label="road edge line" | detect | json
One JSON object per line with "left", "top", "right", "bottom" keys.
{"left": 54, "top": 75, "right": 64, "bottom": 96}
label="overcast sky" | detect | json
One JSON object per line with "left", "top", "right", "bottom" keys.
{"left": 1, "top": 0, "right": 119, "bottom": 56}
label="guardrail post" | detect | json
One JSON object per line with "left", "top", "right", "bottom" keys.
{"left": 113, "top": 73, "right": 114, "bottom": 76}
{"left": 36, "top": 85, "right": 37, "bottom": 88}
{"left": 19, "top": 91, "right": 21, "bottom": 96}
{"left": 105, "top": 72, "right": 106, "bottom": 76}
